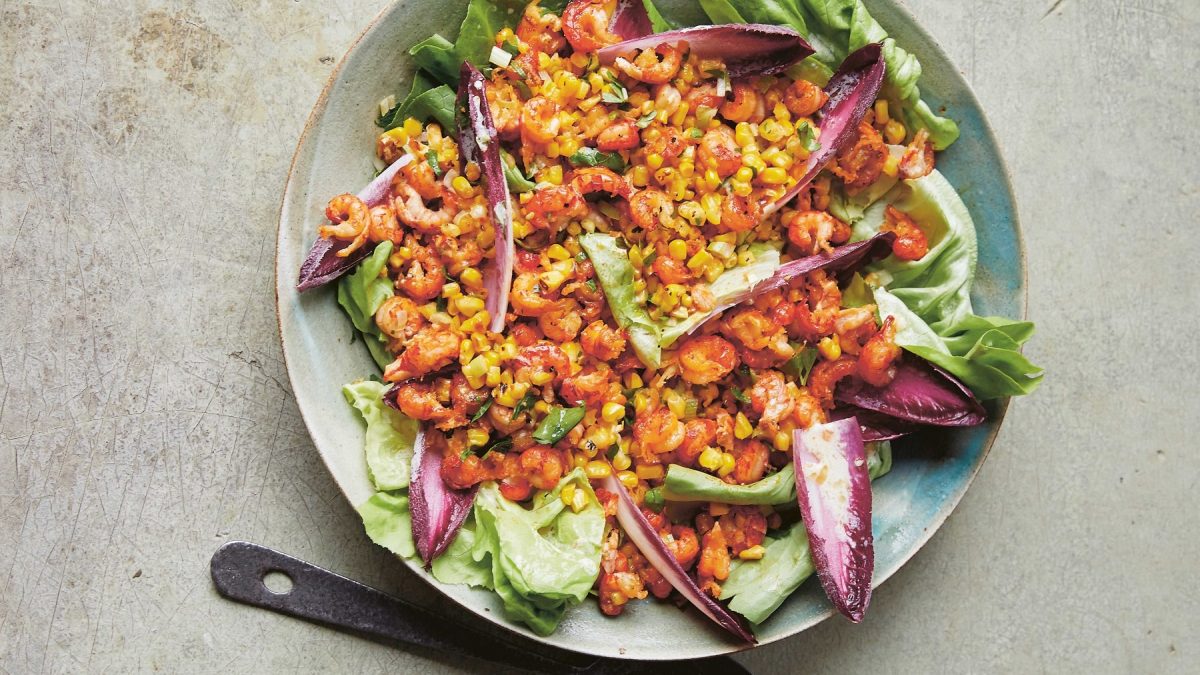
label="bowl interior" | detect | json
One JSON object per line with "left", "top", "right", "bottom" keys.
{"left": 276, "top": 0, "right": 1024, "bottom": 660}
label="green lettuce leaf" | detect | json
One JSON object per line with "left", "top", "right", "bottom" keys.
{"left": 659, "top": 244, "right": 780, "bottom": 346}
{"left": 867, "top": 440, "right": 892, "bottom": 480}
{"left": 432, "top": 469, "right": 605, "bottom": 636}
{"left": 358, "top": 491, "right": 416, "bottom": 558}
{"left": 697, "top": 0, "right": 959, "bottom": 149}
{"left": 378, "top": 70, "right": 458, "bottom": 132}
{"left": 410, "top": 0, "right": 527, "bottom": 87}
{"left": 578, "top": 233, "right": 663, "bottom": 368}
{"left": 337, "top": 241, "right": 395, "bottom": 370}
{"left": 343, "top": 380, "right": 419, "bottom": 491}
{"left": 721, "top": 520, "right": 814, "bottom": 624}
{"left": 663, "top": 464, "right": 796, "bottom": 505}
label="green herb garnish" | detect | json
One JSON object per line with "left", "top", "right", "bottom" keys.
{"left": 532, "top": 405, "right": 586, "bottom": 445}
{"left": 568, "top": 147, "right": 626, "bottom": 173}
{"left": 426, "top": 149, "right": 443, "bottom": 178}
{"left": 470, "top": 396, "right": 494, "bottom": 423}
{"left": 511, "top": 392, "right": 537, "bottom": 418}
{"left": 782, "top": 347, "right": 819, "bottom": 385}
{"left": 636, "top": 111, "right": 657, "bottom": 128}
{"left": 796, "top": 121, "right": 821, "bottom": 154}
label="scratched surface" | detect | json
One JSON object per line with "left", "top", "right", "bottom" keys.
{"left": 0, "top": 0, "right": 1196, "bottom": 672}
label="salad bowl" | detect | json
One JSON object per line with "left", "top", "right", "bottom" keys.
{"left": 276, "top": 0, "right": 1026, "bottom": 660}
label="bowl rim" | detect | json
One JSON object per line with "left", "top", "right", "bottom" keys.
{"left": 274, "top": 0, "right": 1028, "bottom": 660}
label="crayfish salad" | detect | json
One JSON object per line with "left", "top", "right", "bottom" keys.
{"left": 297, "top": 0, "right": 1042, "bottom": 640}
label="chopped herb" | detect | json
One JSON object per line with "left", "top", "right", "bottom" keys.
{"left": 796, "top": 121, "right": 821, "bottom": 154}
{"left": 601, "top": 73, "right": 628, "bottom": 105}
{"left": 585, "top": 278, "right": 597, "bottom": 292}
{"left": 511, "top": 392, "right": 537, "bottom": 418}
{"left": 482, "top": 436, "right": 514, "bottom": 456}
{"left": 469, "top": 396, "right": 493, "bottom": 423}
{"left": 636, "top": 111, "right": 658, "bottom": 128}
{"left": 501, "top": 39, "right": 521, "bottom": 57}
{"left": 782, "top": 346, "right": 819, "bottom": 385}
{"left": 623, "top": 400, "right": 636, "bottom": 428}
{"left": 642, "top": 249, "right": 658, "bottom": 265}
{"left": 688, "top": 127, "right": 704, "bottom": 139}
{"left": 732, "top": 387, "right": 750, "bottom": 404}
{"left": 426, "top": 149, "right": 442, "bottom": 178}
{"left": 643, "top": 487, "right": 665, "bottom": 511}
{"left": 606, "top": 444, "right": 620, "bottom": 459}
{"left": 738, "top": 364, "right": 753, "bottom": 381}
{"left": 435, "top": 295, "right": 448, "bottom": 312}
{"left": 532, "top": 405, "right": 586, "bottom": 445}
{"left": 575, "top": 251, "right": 588, "bottom": 262}
{"left": 568, "top": 147, "right": 626, "bottom": 173}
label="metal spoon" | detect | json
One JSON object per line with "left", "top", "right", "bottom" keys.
{"left": 210, "top": 541, "right": 751, "bottom": 674}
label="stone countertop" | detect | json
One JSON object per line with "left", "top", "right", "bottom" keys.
{"left": 1, "top": 0, "right": 1196, "bottom": 672}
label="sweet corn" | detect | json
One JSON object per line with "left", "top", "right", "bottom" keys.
{"left": 703, "top": 168, "right": 722, "bottom": 191}
{"left": 496, "top": 381, "right": 529, "bottom": 407}
{"left": 709, "top": 502, "right": 731, "bottom": 517}
{"left": 467, "top": 428, "right": 490, "bottom": 448}
{"left": 701, "top": 193, "right": 722, "bottom": 225}
{"left": 668, "top": 239, "right": 688, "bottom": 261}
{"left": 734, "top": 122, "right": 755, "bottom": 148}
{"left": 456, "top": 295, "right": 485, "bottom": 317}
{"left": 530, "top": 370, "right": 555, "bottom": 386}
{"left": 451, "top": 175, "right": 473, "bottom": 198}
{"left": 698, "top": 447, "right": 723, "bottom": 471}
{"left": 678, "top": 159, "right": 695, "bottom": 179}
{"left": 460, "top": 267, "right": 483, "bottom": 289}
{"left": 601, "top": 402, "right": 625, "bottom": 424}
{"left": 717, "top": 452, "right": 737, "bottom": 477}
{"left": 585, "top": 460, "right": 612, "bottom": 479}
{"left": 630, "top": 165, "right": 650, "bottom": 187}
{"left": 883, "top": 153, "right": 900, "bottom": 177}
{"left": 483, "top": 350, "right": 502, "bottom": 368}
{"left": 731, "top": 180, "right": 753, "bottom": 197}
{"left": 686, "top": 249, "right": 714, "bottom": 271}
{"left": 546, "top": 243, "right": 570, "bottom": 260}
{"left": 402, "top": 117, "right": 422, "bottom": 136}
{"left": 460, "top": 310, "right": 489, "bottom": 334}
{"left": 734, "top": 166, "right": 754, "bottom": 184}
{"left": 572, "top": 451, "right": 588, "bottom": 469}
{"left": 459, "top": 339, "right": 475, "bottom": 365}
{"left": 560, "top": 483, "right": 578, "bottom": 508}
{"left": 464, "top": 161, "right": 481, "bottom": 181}
{"left": 885, "top": 119, "right": 907, "bottom": 145}
{"left": 625, "top": 372, "right": 643, "bottom": 389}
{"left": 759, "top": 167, "right": 788, "bottom": 185}
{"left": 874, "top": 99, "right": 890, "bottom": 124}
{"left": 734, "top": 413, "right": 753, "bottom": 440}
{"left": 760, "top": 118, "right": 786, "bottom": 143}
{"left": 463, "top": 355, "right": 488, "bottom": 379}
{"left": 612, "top": 450, "right": 632, "bottom": 471}
{"left": 773, "top": 430, "right": 791, "bottom": 452}
{"left": 635, "top": 464, "right": 664, "bottom": 481}
{"left": 617, "top": 470, "right": 639, "bottom": 490}
{"left": 486, "top": 365, "right": 502, "bottom": 387}
{"left": 571, "top": 486, "right": 588, "bottom": 512}
{"left": 739, "top": 545, "right": 766, "bottom": 561}
{"left": 818, "top": 335, "right": 842, "bottom": 361}
{"left": 587, "top": 425, "right": 617, "bottom": 450}
{"left": 540, "top": 270, "right": 567, "bottom": 292}
{"left": 512, "top": 220, "right": 532, "bottom": 239}
{"left": 646, "top": 153, "right": 664, "bottom": 170}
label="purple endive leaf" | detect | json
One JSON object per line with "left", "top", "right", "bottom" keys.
{"left": 458, "top": 62, "right": 514, "bottom": 333}
{"left": 836, "top": 357, "right": 987, "bottom": 427}
{"left": 408, "top": 425, "right": 477, "bottom": 567}
{"left": 829, "top": 406, "right": 914, "bottom": 442}
{"left": 763, "top": 43, "right": 886, "bottom": 217}
{"left": 610, "top": 0, "right": 653, "bottom": 40}
{"left": 684, "top": 232, "right": 896, "bottom": 337}
{"left": 296, "top": 154, "right": 414, "bottom": 292}
{"left": 792, "top": 417, "right": 874, "bottom": 623}
{"left": 600, "top": 473, "right": 757, "bottom": 643}
{"left": 597, "top": 24, "right": 813, "bottom": 78}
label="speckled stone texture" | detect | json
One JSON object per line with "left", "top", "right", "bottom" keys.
{"left": 0, "top": 1, "right": 1196, "bottom": 672}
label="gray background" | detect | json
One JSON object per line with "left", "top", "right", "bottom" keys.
{"left": 1, "top": 0, "right": 1196, "bottom": 672}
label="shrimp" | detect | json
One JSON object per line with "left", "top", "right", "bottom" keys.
{"left": 832, "top": 121, "right": 887, "bottom": 191}
{"left": 538, "top": 301, "right": 583, "bottom": 342}
{"left": 697, "top": 126, "right": 741, "bottom": 179}
{"left": 441, "top": 447, "right": 509, "bottom": 490}
{"left": 614, "top": 45, "right": 683, "bottom": 85}
{"left": 792, "top": 387, "right": 827, "bottom": 429}
{"left": 510, "top": 272, "right": 564, "bottom": 316}
{"left": 488, "top": 403, "right": 529, "bottom": 436}
{"left": 663, "top": 524, "right": 700, "bottom": 569}
{"left": 374, "top": 295, "right": 426, "bottom": 340}
{"left": 881, "top": 205, "right": 929, "bottom": 261}
{"left": 570, "top": 166, "right": 633, "bottom": 199}
{"left": 320, "top": 193, "right": 371, "bottom": 256}
{"left": 807, "top": 356, "right": 858, "bottom": 406}
{"left": 724, "top": 308, "right": 793, "bottom": 359}
{"left": 400, "top": 158, "right": 443, "bottom": 202}
{"left": 515, "top": 2, "right": 566, "bottom": 55}
{"left": 720, "top": 193, "right": 762, "bottom": 233}
{"left": 786, "top": 270, "right": 841, "bottom": 342}
{"left": 580, "top": 320, "right": 627, "bottom": 361}
{"left": 392, "top": 183, "right": 458, "bottom": 234}
{"left": 511, "top": 341, "right": 571, "bottom": 386}
{"left": 599, "top": 532, "right": 647, "bottom": 616}
{"left": 390, "top": 381, "right": 466, "bottom": 430}
{"left": 596, "top": 118, "right": 641, "bottom": 151}
{"left": 629, "top": 188, "right": 674, "bottom": 230}
{"left": 643, "top": 124, "right": 689, "bottom": 160}
{"left": 383, "top": 325, "right": 459, "bottom": 382}
{"left": 486, "top": 81, "right": 522, "bottom": 140}
{"left": 650, "top": 255, "right": 692, "bottom": 284}
{"left": 432, "top": 233, "right": 484, "bottom": 275}
{"left": 559, "top": 365, "right": 621, "bottom": 409}
{"left": 718, "top": 505, "right": 767, "bottom": 554}
{"left": 783, "top": 78, "right": 828, "bottom": 118}
{"left": 858, "top": 316, "right": 901, "bottom": 387}
{"left": 366, "top": 205, "right": 403, "bottom": 245}
{"left": 520, "top": 96, "right": 561, "bottom": 145}
{"left": 732, "top": 441, "right": 770, "bottom": 485}
{"left": 523, "top": 185, "right": 587, "bottom": 231}
{"left": 562, "top": 0, "right": 621, "bottom": 53}
{"left": 719, "top": 83, "right": 765, "bottom": 123}
{"left": 834, "top": 305, "right": 878, "bottom": 356}
{"left": 450, "top": 372, "right": 489, "bottom": 419}
{"left": 633, "top": 406, "right": 685, "bottom": 454}
{"left": 677, "top": 418, "right": 717, "bottom": 467}
{"left": 696, "top": 522, "right": 730, "bottom": 597}
{"left": 394, "top": 245, "right": 445, "bottom": 302}
{"left": 518, "top": 445, "right": 565, "bottom": 490}
{"left": 653, "top": 83, "right": 682, "bottom": 117}
{"left": 785, "top": 210, "right": 851, "bottom": 256}
{"left": 677, "top": 335, "right": 738, "bottom": 385}
{"left": 749, "top": 370, "right": 794, "bottom": 434}
{"left": 899, "top": 128, "right": 935, "bottom": 180}
{"left": 684, "top": 83, "right": 723, "bottom": 111}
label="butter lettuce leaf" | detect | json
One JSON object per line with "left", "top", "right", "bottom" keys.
{"left": 659, "top": 244, "right": 780, "bottom": 347}
{"left": 358, "top": 491, "right": 416, "bottom": 558}
{"left": 579, "top": 233, "right": 663, "bottom": 368}
{"left": 378, "top": 70, "right": 457, "bottom": 132}
{"left": 343, "top": 379, "right": 418, "bottom": 491}
{"left": 337, "top": 241, "right": 395, "bottom": 370}
{"left": 663, "top": 464, "right": 796, "bottom": 505}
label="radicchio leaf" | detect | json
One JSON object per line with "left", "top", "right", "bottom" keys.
{"left": 829, "top": 406, "right": 915, "bottom": 442}
{"left": 835, "top": 357, "right": 987, "bottom": 427}
{"left": 792, "top": 417, "right": 874, "bottom": 623}
{"left": 764, "top": 43, "right": 886, "bottom": 217}
{"left": 610, "top": 0, "right": 654, "bottom": 40}
{"left": 458, "top": 62, "right": 514, "bottom": 333}
{"left": 600, "top": 473, "right": 757, "bottom": 643}
{"left": 597, "top": 24, "right": 813, "bottom": 78}
{"left": 408, "top": 424, "right": 477, "bottom": 566}
{"left": 296, "top": 154, "right": 414, "bottom": 292}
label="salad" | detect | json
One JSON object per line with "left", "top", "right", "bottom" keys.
{"left": 297, "top": 0, "right": 1043, "bottom": 642}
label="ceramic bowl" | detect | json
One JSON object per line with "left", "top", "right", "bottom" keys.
{"left": 276, "top": 0, "right": 1025, "bottom": 660}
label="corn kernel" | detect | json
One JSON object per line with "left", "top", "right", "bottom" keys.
{"left": 459, "top": 338, "right": 475, "bottom": 365}
{"left": 467, "top": 428, "right": 490, "bottom": 447}
{"left": 630, "top": 165, "right": 650, "bottom": 187}
{"left": 686, "top": 249, "right": 714, "bottom": 272}
{"left": 589, "top": 425, "right": 617, "bottom": 449}
{"left": 451, "top": 175, "right": 473, "bottom": 198}
{"left": 573, "top": 451, "right": 588, "bottom": 469}
{"left": 701, "top": 193, "right": 722, "bottom": 225}
{"left": 709, "top": 502, "right": 731, "bottom": 517}
{"left": 703, "top": 168, "right": 721, "bottom": 191}
{"left": 874, "top": 99, "right": 890, "bottom": 125}
{"left": 530, "top": 370, "right": 555, "bottom": 386}
{"left": 540, "top": 270, "right": 567, "bottom": 292}
{"left": 759, "top": 118, "right": 786, "bottom": 143}
{"left": 772, "top": 102, "right": 791, "bottom": 121}
{"left": 818, "top": 335, "right": 842, "bottom": 361}
{"left": 883, "top": 153, "right": 900, "bottom": 177}
{"left": 773, "top": 430, "right": 791, "bottom": 452}
{"left": 460, "top": 267, "right": 483, "bottom": 290}
{"left": 546, "top": 243, "right": 570, "bottom": 260}
{"left": 733, "top": 166, "right": 754, "bottom": 184}
{"left": 625, "top": 372, "right": 643, "bottom": 390}
{"left": 512, "top": 220, "right": 532, "bottom": 239}
{"left": 456, "top": 295, "right": 485, "bottom": 317}
{"left": 440, "top": 282, "right": 461, "bottom": 300}
{"left": 616, "top": 470, "right": 639, "bottom": 490}
{"left": 678, "top": 160, "right": 695, "bottom": 179}
{"left": 633, "top": 389, "right": 653, "bottom": 415}
{"left": 485, "top": 366, "right": 502, "bottom": 387}
{"left": 612, "top": 450, "right": 632, "bottom": 471}
{"left": 571, "top": 486, "right": 588, "bottom": 512}
{"left": 731, "top": 180, "right": 753, "bottom": 197}
{"left": 460, "top": 310, "right": 489, "bottom": 333}
{"left": 698, "top": 447, "right": 723, "bottom": 471}
{"left": 646, "top": 153, "right": 664, "bottom": 170}
{"left": 734, "top": 413, "right": 753, "bottom": 440}
{"left": 759, "top": 167, "right": 788, "bottom": 185}
{"left": 560, "top": 483, "right": 577, "bottom": 507}
{"left": 463, "top": 355, "right": 488, "bottom": 378}
{"left": 585, "top": 460, "right": 612, "bottom": 479}
{"left": 885, "top": 119, "right": 907, "bottom": 145}
{"left": 402, "top": 117, "right": 422, "bottom": 136}
{"left": 717, "top": 452, "right": 736, "bottom": 477}
{"left": 635, "top": 464, "right": 665, "bottom": 481}
{"left": 482, "top": 350, "right": 501, "bottom": 368}
{"left": 601, "top": 402, "right": 625, "bottom": 424}
{"left": 667, "top": 239, "right": 688, "bottom": 261}
{"left": 738, "top": 545, "right": 766, "bottom": 561}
